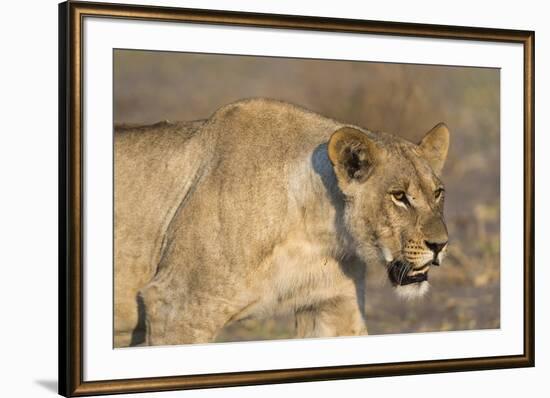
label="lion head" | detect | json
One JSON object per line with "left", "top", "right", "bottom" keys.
{"left": 328, "top": 123, "right": 450, "bottom": 299}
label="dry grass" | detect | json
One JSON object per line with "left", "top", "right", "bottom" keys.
{"left": 114, "top": 49, "right": 500, "bottom": 341}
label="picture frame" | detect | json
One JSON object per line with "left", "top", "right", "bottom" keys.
{"left": 59, "top": 1, "right": 535, "bottom": 396}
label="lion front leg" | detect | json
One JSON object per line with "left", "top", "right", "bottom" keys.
{"left": 295, "top": 297, "right": 368, "bottom": 338}
{"left": 140, "top": 276, "right": 237, "bottom": 346}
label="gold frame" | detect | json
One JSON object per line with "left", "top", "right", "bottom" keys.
{"left": 59, "top": 1, "right": 535, "bottom": 396}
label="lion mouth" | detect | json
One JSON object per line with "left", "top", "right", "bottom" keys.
{"left": 387, "top": 260, "right": 429, "bottom": 286}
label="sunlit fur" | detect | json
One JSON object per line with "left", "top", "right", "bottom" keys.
{"left": 395, "top": 282, "right": 431, "bottom": 300}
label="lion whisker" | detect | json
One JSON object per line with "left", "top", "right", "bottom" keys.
{"left": 398, "top": 262, "right": 411, "bottom": 285}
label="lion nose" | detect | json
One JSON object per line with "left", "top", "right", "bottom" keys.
{"left": 425, "top": 241, "right": 447, "bottom": 264}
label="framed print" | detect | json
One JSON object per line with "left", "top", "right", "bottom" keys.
{"left": 59, "top": 1, "right": 534, "bottom": 396}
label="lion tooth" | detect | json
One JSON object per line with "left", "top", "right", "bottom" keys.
{"left": 407, "top": 265, "right": 430, "bottom": 276}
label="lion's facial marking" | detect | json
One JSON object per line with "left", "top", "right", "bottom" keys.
{"left": 404, "top": 240, "right": 437, "bottom": 268}
{"left": 380, "top": 245, "right": 394, "bottom": 262}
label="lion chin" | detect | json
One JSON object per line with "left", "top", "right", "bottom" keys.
{"left": 395, "top": 282, "right": 430, "bottom": 300}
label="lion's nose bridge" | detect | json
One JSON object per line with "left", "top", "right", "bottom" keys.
{"left": 421, "top": 215, "right": 448, "bottom": 246}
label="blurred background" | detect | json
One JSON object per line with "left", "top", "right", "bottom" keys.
{"left": 114, "top": 49, "right": 500, "bottom": 341}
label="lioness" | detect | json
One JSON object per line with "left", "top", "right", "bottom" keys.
{"left": 114, "top": 98, "right": 449, "bottom": 347}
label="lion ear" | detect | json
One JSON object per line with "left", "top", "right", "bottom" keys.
{"left": 328, "top": 127, "right": 382, "bottom": 187}
{"left": 418, "top": 123, "right": 450, "bottom": 175}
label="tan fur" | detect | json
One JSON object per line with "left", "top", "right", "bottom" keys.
{"left": 114, "top": 98, "right": 450, "bottom": 347}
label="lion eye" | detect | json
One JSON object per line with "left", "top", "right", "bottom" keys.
{"left": 435, "top": 188, "right": 445, "bottom": 200}
{"left": 391, "top": 191, "right": 409, "bottom": 206}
